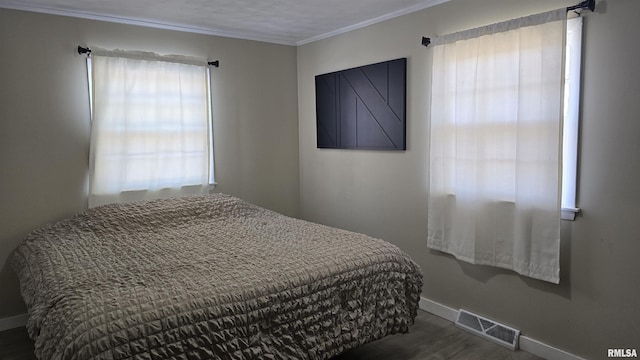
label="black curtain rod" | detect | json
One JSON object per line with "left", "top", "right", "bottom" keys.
{"left": 420, "top": 0, "right": 595, "bottom": 48}
{"left": 77, "top": 46, "right": 220, "bottom": 67}
{"left": 567, "top": 0, "right": 595, "bottom": 12}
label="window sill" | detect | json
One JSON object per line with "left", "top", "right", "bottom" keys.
{"left": 561, "top": 207, "right": 581, "bottom": 221}
{"left": 436, "top": 194, "right": 581, "bottom": 221}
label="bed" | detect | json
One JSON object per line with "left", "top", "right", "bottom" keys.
{"left": 11, "top": 193, "right": 423, "bottom": 359}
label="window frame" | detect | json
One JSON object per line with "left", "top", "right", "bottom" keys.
{"left": 560, "top": 16, "right": 583, "bottom": 221}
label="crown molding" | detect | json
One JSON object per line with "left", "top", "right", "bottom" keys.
{"left": 0, "top": 1, "right": 297, "bottom": 45}
{"left": 297, "top": 0, "right": 450, "bottom": 46}
{"left": 0, "top": 0, "right": 450, "bottom": 47}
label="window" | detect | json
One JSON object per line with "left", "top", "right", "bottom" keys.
{"left": 561, "top": 17, "right": 583, "bottom": 220}
{"left": 427, "top": 10, "right": 582, "bottom": 283}
{"left": 87, "top": 49, "right": 215, "bottom": 207}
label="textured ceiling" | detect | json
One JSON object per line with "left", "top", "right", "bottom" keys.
{"left": 0, "top": 0, "right": 449, "bottom": 45}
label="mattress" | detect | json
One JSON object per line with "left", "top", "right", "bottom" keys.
{"left": 11, "top": 193, "right": 423, "bottom": 359}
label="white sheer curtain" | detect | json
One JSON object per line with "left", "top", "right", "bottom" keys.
{"left": 427, "top": 9, "right": 567, "bottom": 283}
{"left": 88, "top": 48, "right": 214, "bottom": 207}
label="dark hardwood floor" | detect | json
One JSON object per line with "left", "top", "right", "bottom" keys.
{"left": 0, "top": 310, "right": 543, "bottom": 360}
{"left": 336, "top": 311, "right": 543, "bottom": 360}
{"left": 0, "top": 325, "right": 35, "bottom": 360}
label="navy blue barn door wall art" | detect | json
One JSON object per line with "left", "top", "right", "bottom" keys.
{"left": 315, "top": 58, "right": 407, "bottom": 150}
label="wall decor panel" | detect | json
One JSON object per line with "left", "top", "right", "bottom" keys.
{"left": 315, "top": 58, "right": 406, "bottom": 150}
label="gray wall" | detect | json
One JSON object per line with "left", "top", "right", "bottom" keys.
{"left": 0, "top": 8, "right": 299, "bottom": 317}
{"left": 3, "top": 1, "right": 640, "bottom": 358}
{"left": 297, "top": 0, "right": 640, "bottom": 359}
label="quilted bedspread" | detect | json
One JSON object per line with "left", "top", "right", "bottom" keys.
{"left": 11, "top": 194, "right": 423, "bottom": 360}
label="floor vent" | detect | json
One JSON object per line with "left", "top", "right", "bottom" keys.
{"left": 455, "top": 309, "right": 520, "bottom": 350}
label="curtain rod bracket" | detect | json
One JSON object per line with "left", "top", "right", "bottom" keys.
{"left": 208, "top": 60, "right": 219, "bottom": 67}
{"left": 566, "top": 0, "right": 595, "bottom": 13}
{"left": 77, "top": 46, "right": 91, "bottom": 55}
{"left": 421, "top": 36, "right": 431, "bottom": 48}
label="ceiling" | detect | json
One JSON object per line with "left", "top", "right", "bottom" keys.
{"left": 0, "top": 0, "right": 449, "bottom": 46}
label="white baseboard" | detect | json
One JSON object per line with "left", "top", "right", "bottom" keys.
{"left": 418, "top": 296, "right": 586, "bottom": 360}
{"left": 419, "top": 297, "right": 459, "bottom": 322}
{"left": 519, "top": 336, "right": 587, "bottom": 360}
{"left": 0, "top": 313, "right": 28, "bottom": 332}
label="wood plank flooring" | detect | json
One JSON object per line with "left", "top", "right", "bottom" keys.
{"left": 0, "top": 325, "right": 35, "bottom": 360}
{"left": 0, "top": 310, "right": 543, "bottom": 360}
{"left": 336, "top": 311, "right": 543, "bottom": 360}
